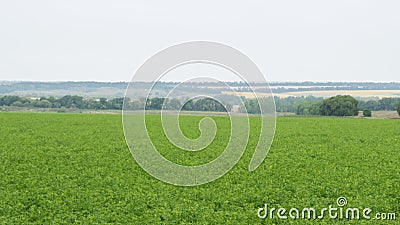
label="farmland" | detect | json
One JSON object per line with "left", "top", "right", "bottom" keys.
{"left": 0, "top": 113, "right": 399, "bottom": 224}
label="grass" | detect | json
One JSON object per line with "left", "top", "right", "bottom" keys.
{"left": 0, "top": 113, "right": 399, "bottom": 224}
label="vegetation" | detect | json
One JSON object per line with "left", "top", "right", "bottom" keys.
{"left": 319, "top": 95, "right": 359, "bottom": 116}
{"left": 295, "top": 101, "right": 321, "bottom": 116}
{"left": 0, "top": 95, "right": 126, "bottom": 110}
{"left": 145, "top": 97, "right": 231, "bottom": 112}
{"left": 363, "top": 109, "right": 372, "bottom": 117}
{"left": 358, "top": 98, "right": 400, "bottom": 111}
{"left": 275, "top": 96, "right": 323, "bottom": 113}
{"left": 0, "top": 113, "right": 398, "bottom": 223}
{"left": 0, "top": 95, "right": 232, "bottom": 112}
{"left": 238, "top": 99, "right": 261, "bottom": 114}
{"left": 2, "top": 94, "right": 400, "bottom": 117}
{"left": 276, "top": 96, "right": 400, "bottom": 115}
{"left": 397, "top": 104, "right": 400, "bottom": 115}
{"left": 292, "top": 95, "right": 359, "bottom": 116}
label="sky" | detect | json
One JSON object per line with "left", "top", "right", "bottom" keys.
{"left": 0, "top": 0, "right": 399, "bottom": 82}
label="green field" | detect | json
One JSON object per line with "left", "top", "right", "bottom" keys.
{"left": 0, "top": 113, "right": 399, "bottom": 224}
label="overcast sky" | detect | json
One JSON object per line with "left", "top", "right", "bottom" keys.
{"left": 0, "top": 0, "right": 399, "bottom": 82}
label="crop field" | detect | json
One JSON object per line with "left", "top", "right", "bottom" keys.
{"left": 0, "top": 113, "right": 399, "bottom": 224}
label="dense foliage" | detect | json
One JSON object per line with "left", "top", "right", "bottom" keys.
{"left": 363, "top": 109, "right": 372, "bottom": 117}
{"left": 2, "top": 94, "right": 400, "bottom": 117}
{"left": 358, "top": 98, "right": 400, "bottom": 111}
{"left": 238, "top": 99, "right": 261, "bottom": 114}
{"left": 289, "top": 95, "right": 359, "bottom": 116}
{"left": 295, "top": 101, "right": 321, "bottom": 116}
{"left": 275, "top": 96, "right": 323, "bottom": 113}
{"left": 397, "top": 104, "right": 400, "bottom": 115}
{"left": 0, "top": 95, "right": 126, "bottom": 110}
{"left": 292, "top": 96, "right": 400, "bottom": 116}
{"left": 0, "top": 113, "right": 398, "bottom": 223}
{"left": 276, "top": 96, "right": 400, "bottom": 115}
{"left": 319, "top": 95, "right": 359, "bottom": 116}
{"left": 144, "top": 97, "right": 231, "bottom": 112}
{"left": 0, "top": 95, "right": 232, "bottom": 112}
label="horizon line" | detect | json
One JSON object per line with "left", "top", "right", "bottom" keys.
{"left": 1, "top": 80, "right": 400, "bottom": 83}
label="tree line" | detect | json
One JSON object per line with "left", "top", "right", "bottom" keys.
{"left": 273, "top": 96, "right": 400, "bottom": 116}
{"left": 292, "top": 95, "right": 359, "bottom": 116}
{"left": 1, "top": 94, "right": 400, "bottom": 116}
{"left": 0, "top": 95, "right": 125, "bottom": 110}
{"left": 139, "top": 97, "right": 231, "bottom": 112}
{"left": 0, "top": 95, "right": 231, "bottom": 112}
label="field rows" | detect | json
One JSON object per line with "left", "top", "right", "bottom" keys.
{"left": 0, "top": 113, "right": 399, "bottom": 224}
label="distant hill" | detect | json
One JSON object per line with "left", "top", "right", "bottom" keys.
{"left": 0, "top": 82, "right": 128, "bottom": 98}
{"left": 0, "top": 81, "right": 399, "bottom": 99}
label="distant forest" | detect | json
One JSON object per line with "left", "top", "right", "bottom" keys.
{"left": 0, "top": 95, "right": 230, "bottom": 112}
{"left": 0, "top": 95, "right": 125, "bottom": 110}
{"left": 275, "top": 96, "right": 400, "bottom": 115}
{"left": 1, "top": 81, "right": 400, "bottom": 97}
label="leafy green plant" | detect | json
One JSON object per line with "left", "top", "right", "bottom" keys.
{"left": 0, "top": 113, "right": 398, "bottom": 223}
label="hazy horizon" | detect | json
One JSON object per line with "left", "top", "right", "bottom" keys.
{"left": 1, "top": 1, "right": 399, "bottom": 82}
{"left": 1, "top": 79, "right": 400, "bottom": 83}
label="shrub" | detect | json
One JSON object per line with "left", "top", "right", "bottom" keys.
{"left": 363, "top": 109, "right": 372, "bottom": 117}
